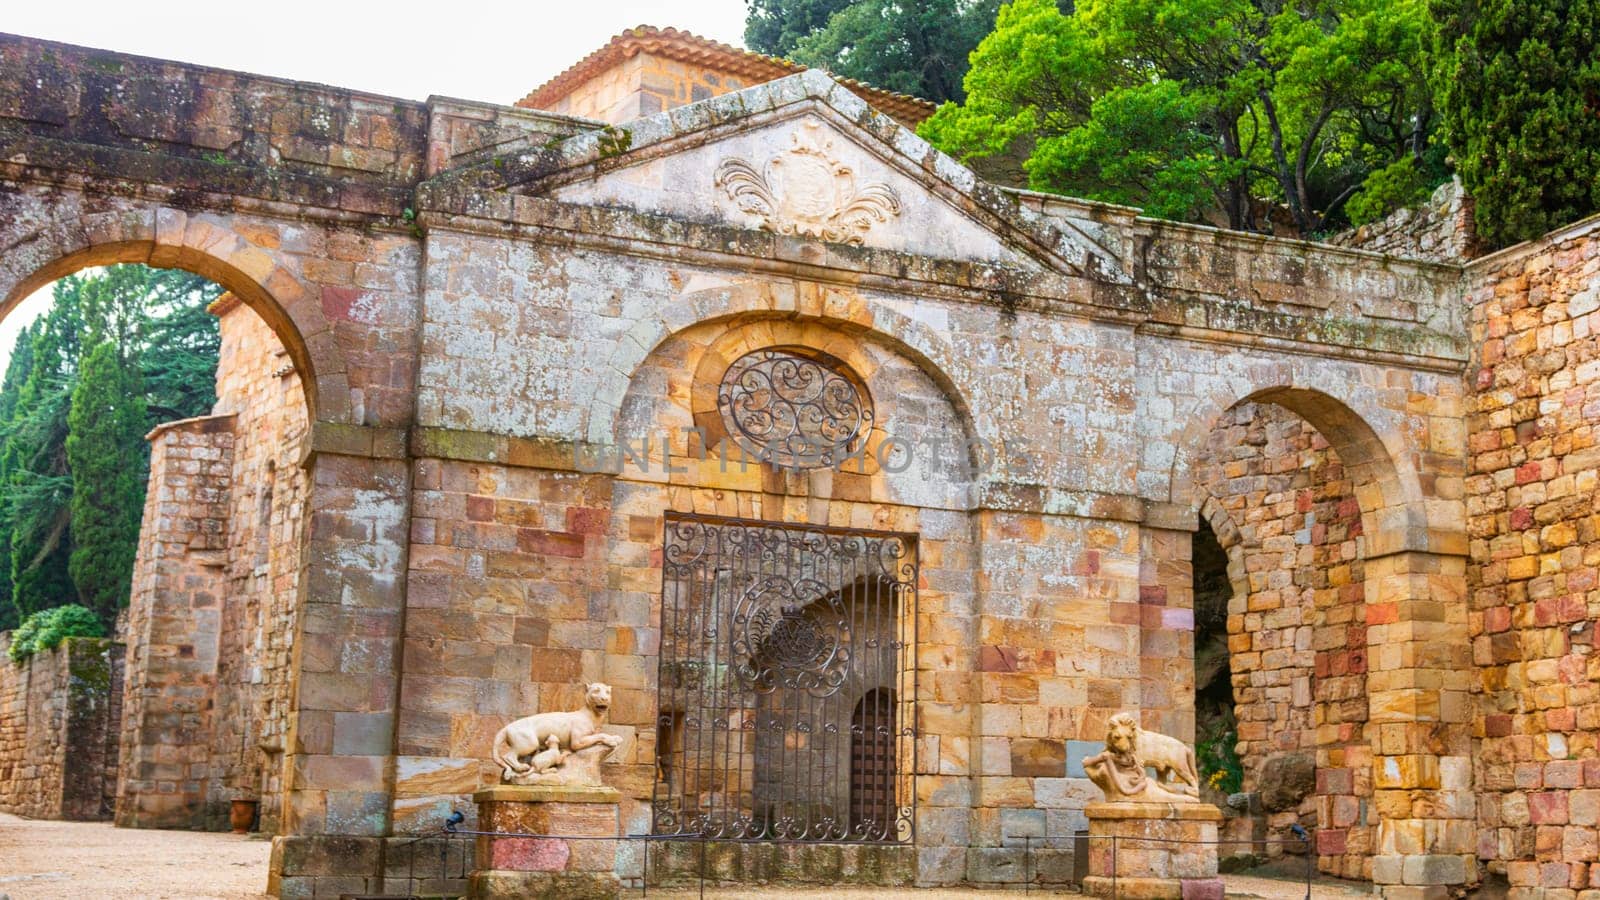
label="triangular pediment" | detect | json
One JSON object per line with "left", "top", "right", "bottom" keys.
{"left": 491, "top": 72, "right": 1126, "bottom": 281}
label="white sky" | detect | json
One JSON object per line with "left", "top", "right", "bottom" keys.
{"left": 0, "top": 1, "right": 750, "bottom": 371}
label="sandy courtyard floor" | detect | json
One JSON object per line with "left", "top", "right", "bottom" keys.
{"left": 0, "top": 813, "right": 1372, "bottom": 899}
{"left": 0, "top": 813, "right": 270, "bottom": 900}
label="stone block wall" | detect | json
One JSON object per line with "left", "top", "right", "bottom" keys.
{"left": 118, "top": 296, "right": 308, "bottom": 831}
{"left": 0, "top": 635, "right": 124, "bottom": 820}
{"left": 119, "top": 413, "right": 234, "bottom": 828}
{"left": 1466, "top": 216, "right": 1600, "bottom": 894}
{"left": 1192, "top": 402, "right": 1372, "bottom": 878}
{"left": 1328, "top": 179, "right": 1478, "bottom": 264}
{"left": 209, "top": 296, "right": 309, "bottom": 834}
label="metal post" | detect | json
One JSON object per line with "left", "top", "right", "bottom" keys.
{"left": 1112, "top": 834, "right": 1118, "bottom": 899}
{"left": 698, "top": 834, "right": 706, "bottom": 900}
{"left": 642, "top": 836, "right": 649, "bottom": 897}
{"left": 1024, "top": 834, "right": 1032, "bottom": 894}
{"left": 1304, "top": 835, "right": 1312, "bottom": 900}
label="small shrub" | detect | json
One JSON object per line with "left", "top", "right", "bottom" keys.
{"left": 1197, "top": 717, "right": 1244, "bottom": 796}
{"left": 1345, "top": 157, "right": 1431, "bottom": 227}
{"left": 7, "top": 604, "right": 104, "bottom": 664}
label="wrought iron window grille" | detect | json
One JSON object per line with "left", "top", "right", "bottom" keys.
{"left": 653, "top": 512, "right": 917, "bottom": 844}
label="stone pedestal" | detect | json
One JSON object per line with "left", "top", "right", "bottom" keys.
{"left": 1082, "top": 802, "right": 1224, "bottom": 900}
{"left": 470, "top": 784, "right": 622, "bottom": 900}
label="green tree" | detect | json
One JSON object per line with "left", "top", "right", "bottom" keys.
{"left": 746, "top": 0, "right": 1002, "bottom": 103}
{"left": 921, "top": 0, "right": 1444, "bottom": 232}
{"left": 1431, "top": 0, "right": 1600, "bottom": 248}
{"left": 141, "top": 275, "right": 222, "bottom": 422}
{"left": 0, "top": 265, "right": 221, "bottom": 628}
{"left": 746, "top": 0, "right": 854, "bottom": 57}
{"left": 0, "top": 324, "right": 39, "bottom": 629}
{"left": 2, "top": 280, "right": 83, "bottom": 623}
{"left": 66, "top": 340, "right": 148, "bottom": 623}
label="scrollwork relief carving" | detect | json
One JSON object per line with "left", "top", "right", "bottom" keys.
{"left": 714, "top": 119, "right": 902, "bottom": 245}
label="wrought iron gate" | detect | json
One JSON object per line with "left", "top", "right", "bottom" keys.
{"left": 653, "top": 513, "right": 917, "bottom": 843}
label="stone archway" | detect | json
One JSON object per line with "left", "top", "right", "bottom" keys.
{"left": 1190, "top": 403, "right": 1373, "bottom": 878}
{"left": 0, "top": 253, "right": 320, "bottom": 833}
{"left": 1163, "top": 384, "right": 1472, "bottom": 894}
{"left": 0, "top": 207, "right": 353, "bottom": 425}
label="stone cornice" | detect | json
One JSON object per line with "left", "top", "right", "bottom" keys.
{"left": 414, "top": 198, "right": 1467, "bottom": 369}
{"left": 0, "top": 139, "right": 413, "bottom": 227}
{"left": 397, "top": 426, "right": 1197, "bottom": 523}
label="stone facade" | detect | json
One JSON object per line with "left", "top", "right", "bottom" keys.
{"left": 0, "top": 635, "right": 123, "bottom": 820}
{"left": 118, "top": 295, "right": 307, "bottom": 831}
{"left": 0, "top": 25, "right": 1597, "bottom": 900}
{"left": 1466, "top": 215, "right": 1600, "bottom": 897}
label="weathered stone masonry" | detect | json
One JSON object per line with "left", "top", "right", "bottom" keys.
{"left": 0, "top": 634, "right": 122, "bottom": 821}
{"left": 117, "top": 295, "right": 309, "bottom": 831}
{"left": 0, "top": 24, "right": 1593, "bottom": 900}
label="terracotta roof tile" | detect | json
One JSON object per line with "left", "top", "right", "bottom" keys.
{"left": 516, "top": 25, "right": 936, "bottom": 126}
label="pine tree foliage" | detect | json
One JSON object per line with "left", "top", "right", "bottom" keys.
{"left": 0, "top": 265, "right": 222, "bottom": 628}
{"left": 1431, "top": 0, "right": 1600, "bottom": 249}
{"left": 919, "top": 0, "right": 1445, "bottom": 232}
{"left": 745, "top": 0, "right": 1001, "bottom": 103}
{"left": 2, "top": 282, "right": 83, "bottom": 624}
{"left": 0, "top": 325, "right": 38, "bottom": 630}
{"left": 67, "top": 341, "right": 147, "bottom": 623}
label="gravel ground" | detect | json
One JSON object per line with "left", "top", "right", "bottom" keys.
{"left": 0, "top": 813, "right": 1374, "bottom": 900}
{"left": 0, "top": 813, "right": 270, "bottom": 900}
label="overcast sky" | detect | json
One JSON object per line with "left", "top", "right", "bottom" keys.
{"left": 0, "top": 1, "right": 750, "bottom": 370}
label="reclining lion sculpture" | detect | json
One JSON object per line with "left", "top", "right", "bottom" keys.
{"left": 491, "top": 682, "right": 621, "bottom": 786}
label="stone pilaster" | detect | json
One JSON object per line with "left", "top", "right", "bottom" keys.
{"left": 1364, "top": 550, "right": 1475, "bottom": 898}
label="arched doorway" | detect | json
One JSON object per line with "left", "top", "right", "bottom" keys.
{"left": 849, "top": 687, "right": 896, "bottom": 840}
{"left": 0, "top": 262, "right": 312, "bottom": 835}
{"left": 1189, "top": 401, "right": 1371, "bottom": 876}
{"left": 1170, "top": 386, "right": 1470, "bottom": 886}
{"left": 654, "top": 515, "right": 917, "bottom": 844}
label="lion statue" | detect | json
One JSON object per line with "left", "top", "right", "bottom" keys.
{"left": 1083, "top": 711, "right": 1201, "bottom": 803}
{"left": 492, "top": 682, "right": 621, "bottom": 784}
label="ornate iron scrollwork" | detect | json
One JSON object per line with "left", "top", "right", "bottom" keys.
{"left": 654, "top": 513, "right": 917, "bottom": 844}
{"left": 718, "top": 348, "right": 872, "bottom": 470}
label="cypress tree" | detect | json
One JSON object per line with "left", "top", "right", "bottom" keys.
{"left": 66, "top": 340, "right": 147, "bottom": 623}
{"left": 0, "top": 264, "right": 220, "bottom": 627}
{"left": 4, "top": 283, "right": 81, "bottom": 621}
{"left": 0, "top": 324, "right": 39, "bottom": 629}
{"left": 1433, "top": 0, "right": 1600, "bottom": 248}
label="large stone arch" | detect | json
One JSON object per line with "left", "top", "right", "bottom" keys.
{"left": 597, "top": 285, "right": 985, "bottom": 875}
{"left": 1190, "top": 409, "right": 1374, "bottom": 879}
{"left": 1166, "top": 378, "right": 1435, "bottom": 558}
{"left": 584, "top": 279, "right": 979, "bottom": 453}
{"left": 0, "top": 205, "right": 350, "bottom": 423}
{"left": 1166, "top": 382, "right": 1473, "bottom": 893}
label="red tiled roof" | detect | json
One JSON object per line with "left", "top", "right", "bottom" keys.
{"left": 516, "top": 25, "right": 937, "bottom": 126}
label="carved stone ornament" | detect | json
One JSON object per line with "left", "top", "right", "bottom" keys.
{"left": 490, "top": 682, "right": 622, "bottom": 787}
{"left": 1083, "top": 711, "right": 1203, "bottom": 803}
{"left": 714, "top": 119, "right": 902, "bottom": 245}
